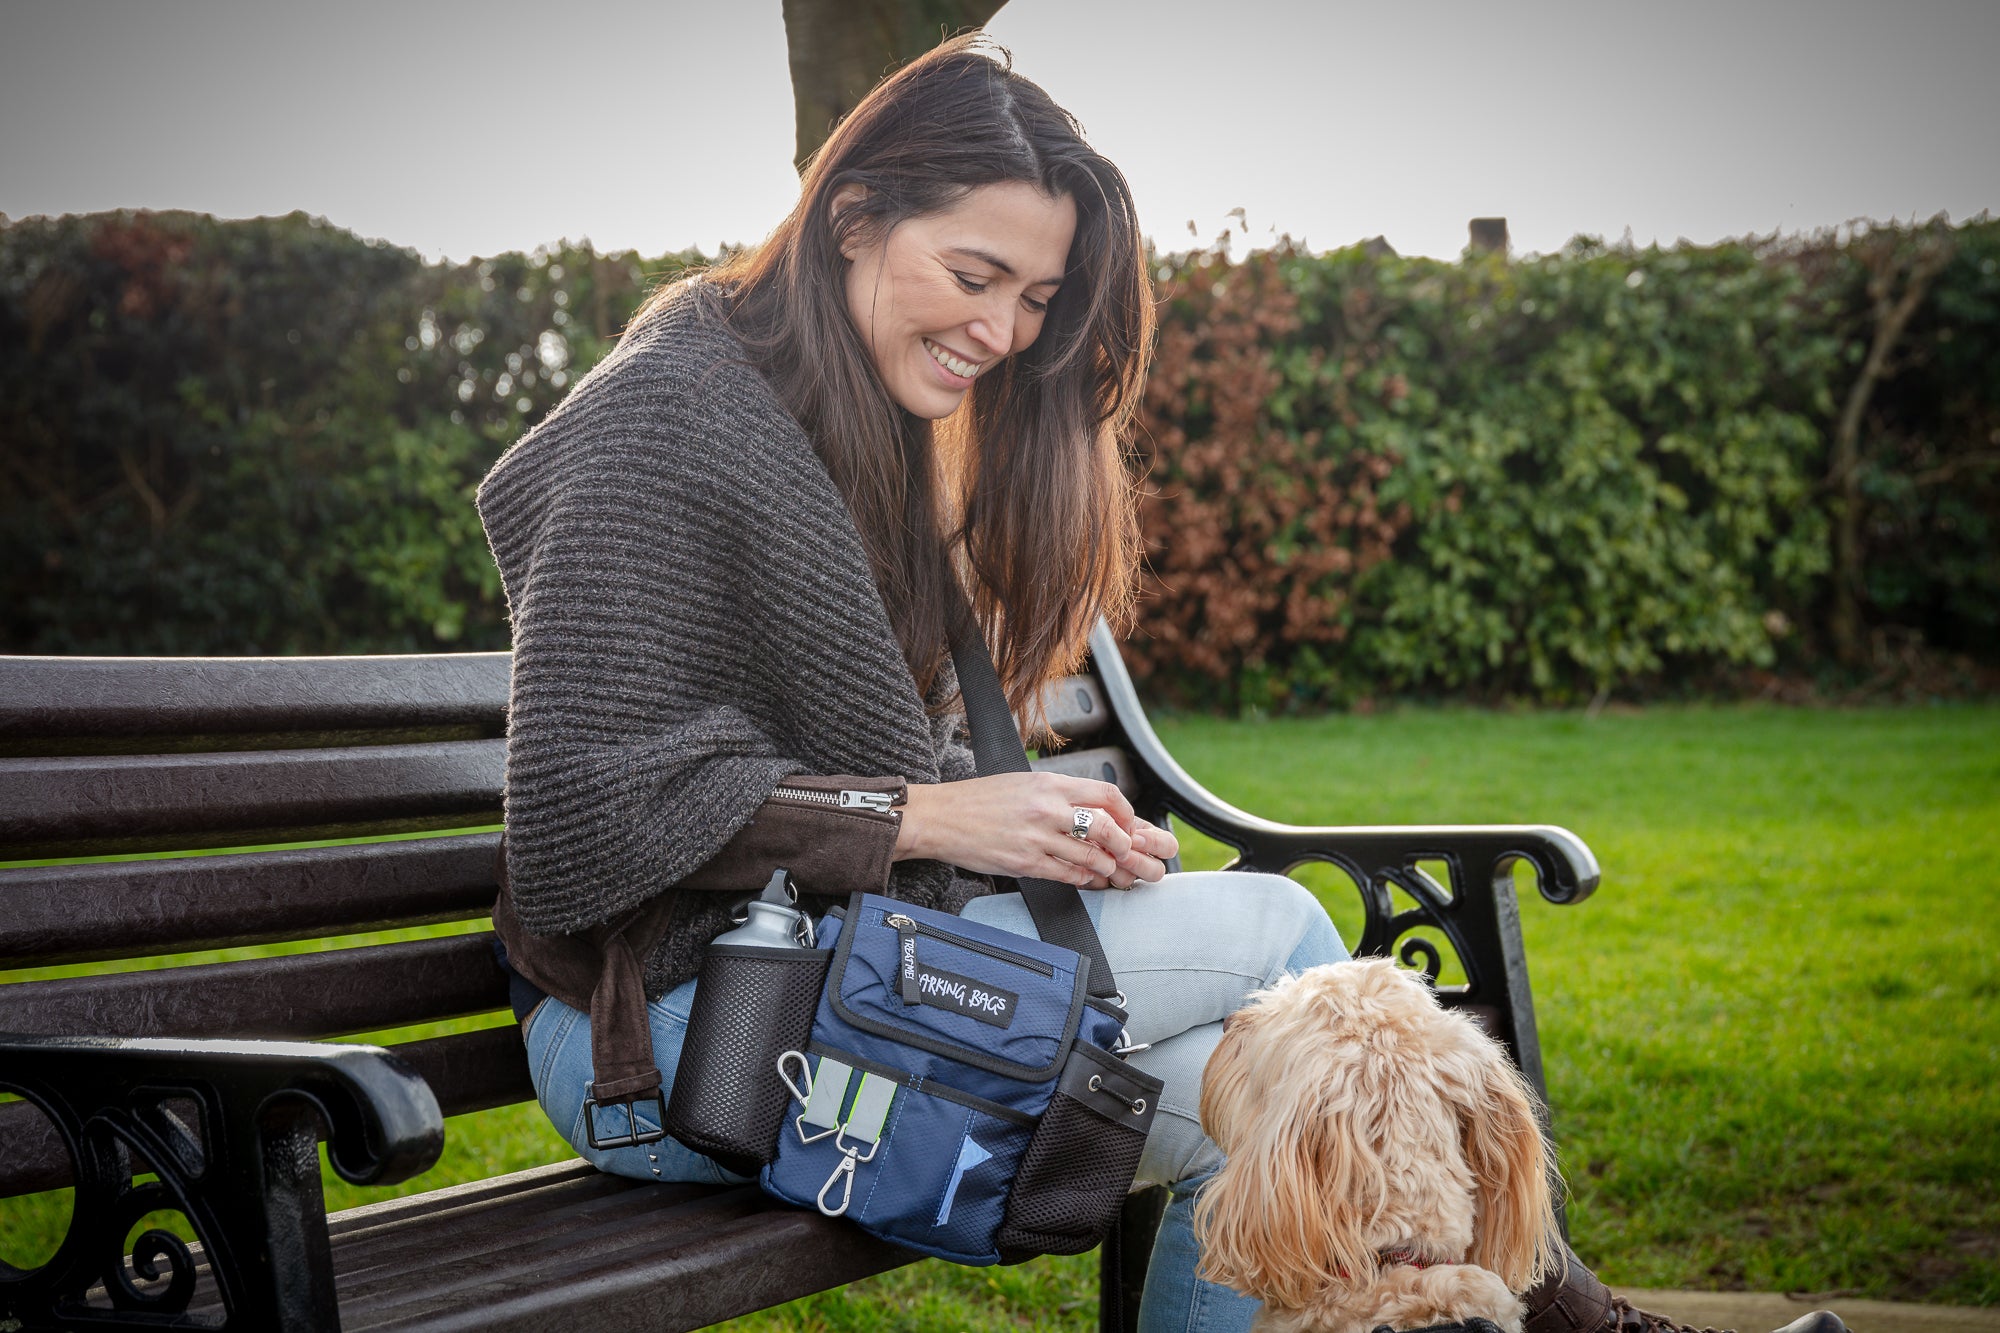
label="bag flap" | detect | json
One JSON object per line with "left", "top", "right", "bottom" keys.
{"left": 825, "top": 894, "right": 1089, "bottom": 1082}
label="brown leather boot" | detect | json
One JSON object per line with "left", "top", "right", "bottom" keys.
{"left": 1521, "top": 1244, "right": 1847, "bottom": 1333}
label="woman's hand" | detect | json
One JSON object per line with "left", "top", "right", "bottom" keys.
{"left": 895, "top": 773, "right": 1179, "bottom": 889}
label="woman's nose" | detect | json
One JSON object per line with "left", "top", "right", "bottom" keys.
{"left": 965, "top": 302, "right": 1014, "bottom": 358}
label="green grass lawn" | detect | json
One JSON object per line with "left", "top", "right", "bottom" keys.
{"left": 4, "top": 703, "right": 1996, "bottom": 1324}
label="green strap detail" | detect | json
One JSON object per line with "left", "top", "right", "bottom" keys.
{"left": 842, "top": 1071, "right": 896, "bottom": 1145}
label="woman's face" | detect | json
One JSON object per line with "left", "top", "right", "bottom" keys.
{"left": 839, "top": 180, "right": 1076, "bottom": 420}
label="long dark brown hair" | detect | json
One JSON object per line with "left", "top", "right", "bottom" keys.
{"left": 637, "top": 35, "right": 1153, "bottom": 721}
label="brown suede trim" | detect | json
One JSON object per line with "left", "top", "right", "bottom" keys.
{"left": 673, "top": 774, "right": 905, "bottom": 896}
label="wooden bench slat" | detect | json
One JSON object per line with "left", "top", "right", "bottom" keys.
{"left": 0, "top": 934, "right": 507, "bottom": 1042}
{"left": 0, "top": 833, "right": 499, "bottom": 969}
{"left": 391, "top": 1025, "right": 534, "bottom": 1118}
{"left": 0, "top": 739, "right": 505, "bottom": 860}
{"left": 0, "top": 653, "right": 509, "bottom": 754}
{"left": 325, "top": 1170, "right": 914, "bottom": 1332}
{"left": 1035, "top": 674, "right": 1111, "bottom": 742}
{"left": 324, "top": 1160, "right": 606, "bottom": 1240}
{"left": 1029, "top": 743, "right": 1140, "bottom": 798}
{"left": 331, "top": 1173, "right": 757, "bottom": 1318}
{"left": 0, "top": 1098, "right": 67, "bottom": 1197}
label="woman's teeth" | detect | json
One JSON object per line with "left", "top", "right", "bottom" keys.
{"left": 924, "top": 339, "right": 979, "bottom": 379}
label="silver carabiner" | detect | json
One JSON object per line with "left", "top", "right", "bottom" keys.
{"left": 779, "top": 1051, "right": 841, "bottom": 1145}
{"left": 776, "top": 1050, "right": 813, "bottom": 1104}
{"left": 816, "top": 1150, "right": 858, "bottom": 1217}
{"left": 1115, "top": 1028, "right": 1151, "bottom": 1056}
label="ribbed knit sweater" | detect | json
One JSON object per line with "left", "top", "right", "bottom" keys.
{"left": 476, "top": 279, "right": 986, "bottom": 996}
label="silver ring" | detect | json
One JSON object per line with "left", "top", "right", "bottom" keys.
{"left": 1068, "top": 807, "right": 1095, "bottom": 841}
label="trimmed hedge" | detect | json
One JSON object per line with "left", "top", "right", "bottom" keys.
{"left": 1, "top": 211, "right": 692, "bottom": 654}
{"left": 4, "top": 209, "right": 1995, "bottom": 706}
{"left": 1133, "top": 223, "right": 1999, "bottom": 707}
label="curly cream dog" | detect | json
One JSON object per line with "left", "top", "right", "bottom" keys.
{"left": 1196, "top": 957, "right": 1562, "bottom": 1333}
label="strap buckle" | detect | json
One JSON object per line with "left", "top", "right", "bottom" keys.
{"left": 582, "top": 1088, "right": 668, "bottom": 1149}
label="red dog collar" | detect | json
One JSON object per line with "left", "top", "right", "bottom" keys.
{"left": 1338, "top": 1248, "right": 1454, "bottom": 1278}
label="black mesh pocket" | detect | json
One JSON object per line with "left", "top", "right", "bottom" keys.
{"left": 995, "top": 1042, "right": 1163, "bottom": 1257}
{"left": 665, "top": 943, "right": 830, "bottom": 1171}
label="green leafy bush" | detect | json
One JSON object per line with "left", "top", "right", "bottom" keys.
{"left": 0, "top": 210, "right": 691, "bottom": 653}
{"left": 4, "top": 209, "right": 1994, "bottom": 706}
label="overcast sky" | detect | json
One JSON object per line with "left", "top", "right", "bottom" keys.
{"left": 4, "top": 0, "right": 1996, "bottom": 263}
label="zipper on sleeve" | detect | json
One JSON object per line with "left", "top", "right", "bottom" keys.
{"left": 771, "top": 786, "right": 899, "bottom": 813}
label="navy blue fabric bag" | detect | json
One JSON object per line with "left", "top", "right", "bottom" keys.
{"left": 761, "top": 891, "right": 1161, "bottom": 1265}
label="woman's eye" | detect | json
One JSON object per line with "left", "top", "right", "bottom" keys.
{"left": 1024, "top": 295, "right": 1050, "bottom": 315}
{"left": 952, "top": 271, "right": 988, "bottom": 294}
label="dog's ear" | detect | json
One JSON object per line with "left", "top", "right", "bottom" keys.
{"left": 1194, "top": 1016, "right": 1382, "bottom": 1308}
{"left": 1449, "top": 1029, "right": 1562, "bottom": 1290}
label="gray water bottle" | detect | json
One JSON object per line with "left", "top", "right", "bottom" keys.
{"left": 710, "top": 867, "right": 814, "bottom": 949}
{"left": 666, "top": 865, "right": 830, "bottom": 1169}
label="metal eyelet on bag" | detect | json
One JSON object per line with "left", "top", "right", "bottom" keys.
{"left": 1087, "top": 1073, "right": 1148, "bottom": 1115}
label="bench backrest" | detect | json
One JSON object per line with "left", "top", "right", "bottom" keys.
{"left": 0, "top": 652, "right": 1130, "bottom": 1202}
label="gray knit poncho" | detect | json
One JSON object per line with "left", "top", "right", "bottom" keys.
{"left": 477, "top": 280, "right": 986, "bottom": 995}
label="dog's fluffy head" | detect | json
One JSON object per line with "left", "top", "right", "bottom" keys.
{"left": 1195, "top": 958, "right": 1561, "bottom": 1314}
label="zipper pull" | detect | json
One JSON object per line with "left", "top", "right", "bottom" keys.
{"left": 839, "top": 790, "right": 895, "bottom": 812}
{"left": 884, "top": 912, "right": 920, "bottom": 1005}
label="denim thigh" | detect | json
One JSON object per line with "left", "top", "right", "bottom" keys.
{"left": 960, "top": 869, "right": 1349, "bottom": 1188}
{"left": 522, "top": 974, "right": 753, "bottom": 1186}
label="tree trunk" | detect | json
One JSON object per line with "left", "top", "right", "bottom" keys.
{"left": 1827, "top": 223, "right": 1954, "bottom": 664}
{"left": 782, "top": 0, "right": 1009, "bottom": 171}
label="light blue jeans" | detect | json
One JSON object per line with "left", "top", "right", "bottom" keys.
{"left": 522, "top": 870, "right": 1350, "bottom": 1333}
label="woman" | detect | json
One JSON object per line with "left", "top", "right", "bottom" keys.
{"left": 477, "top": 34, "right": 1731, "bottom": 1333}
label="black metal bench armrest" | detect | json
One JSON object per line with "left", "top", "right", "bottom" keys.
{"left": 0, "top": 1033, "right": 443, "bottom": 1330}
{"left": 1088, "top": 622, "right": 1601, "bottom": 906}
{"left": 1088, "top": 624, "right": 1599, "bottom": 1107}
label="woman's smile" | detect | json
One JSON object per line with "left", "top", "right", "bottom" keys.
{"left": 923, "top": 337, "right": 984, "bottom": 383}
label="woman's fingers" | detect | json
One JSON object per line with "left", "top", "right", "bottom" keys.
{"left": 1046, "top": 821, "right": 1119, "bottom": 881}
{"left": 1052, "top": 776, "right": 1139, "bottom": 832}
{"left": 1126, "top": 816, "right": 1178, "bottom": 865}
{"left": 1064, "top": 805, "right": 1166, "bottom": 886}
{"left": 895, "top": 774, "right": 1179, "bottom": 885}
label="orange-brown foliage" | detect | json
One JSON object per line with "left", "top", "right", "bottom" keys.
{"left": 1127, "top": 246, "right": 1407, "bottom": 708}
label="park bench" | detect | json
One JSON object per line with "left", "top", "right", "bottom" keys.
{"left": 0, "top": 624, "right": 1599, "bottom": 1331}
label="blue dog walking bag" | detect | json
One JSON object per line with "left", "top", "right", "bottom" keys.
{"left": 661, "top": 602, "right": 1162, "bottom": 1263}
{"left": 760, "top": 890, "right": 1159, "bottom": 1263}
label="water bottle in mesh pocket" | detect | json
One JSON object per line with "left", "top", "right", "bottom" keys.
{"left": 666, "top": 943, "right": 832, "bottom": 1172}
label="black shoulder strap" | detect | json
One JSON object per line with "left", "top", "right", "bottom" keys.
{"left": 945, "top": 601, "right": 1120, "bottom": 1001}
